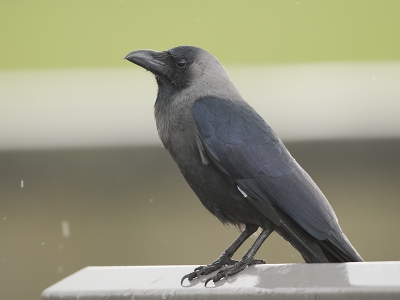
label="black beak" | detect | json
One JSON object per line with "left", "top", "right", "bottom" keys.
{"left": 124, "top": 50, "right": 170, "bottom": 76}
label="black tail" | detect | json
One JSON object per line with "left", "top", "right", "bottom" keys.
{"left": 272, "top": 207, "right": 363, "bottom": 263}
{"left": 318, "top": 230, "right": 364, "bottom": 262}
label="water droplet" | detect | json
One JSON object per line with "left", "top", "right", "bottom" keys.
{"left": 21, "top": 180, "right": 24, "bottom": 188}
{"left": 61, "top": 220, "right": 70, "bottom": 238}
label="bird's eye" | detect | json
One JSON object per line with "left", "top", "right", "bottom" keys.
{"left": 176, "top": 58, "right": 187, "bottom": 68}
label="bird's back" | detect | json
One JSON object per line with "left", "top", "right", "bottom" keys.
{"left": 192, "top": 96, "right": 363, "bottom": 263}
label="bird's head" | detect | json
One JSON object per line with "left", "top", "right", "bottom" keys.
{"left": 125, "top": 46, "right": 232, "bottom": 93}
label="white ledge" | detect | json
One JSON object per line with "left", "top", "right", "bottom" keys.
{"left": 42, "top": 262, "right": 400, "bottom": 300}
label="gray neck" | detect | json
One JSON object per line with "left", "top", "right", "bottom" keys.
{"left": 153, "top": 59, "right": 243, "bottom": 148}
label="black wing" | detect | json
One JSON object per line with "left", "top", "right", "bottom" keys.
{"left": 192, "top": 97, "right": 341, "bottom": 241}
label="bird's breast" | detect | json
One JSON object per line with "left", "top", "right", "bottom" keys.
{"left": 155, "top": 100, "right": 197, "bottom": 154}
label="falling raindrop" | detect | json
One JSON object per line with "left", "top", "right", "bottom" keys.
{"left": 61, "top": 220, "right": 70, "bottom": 238}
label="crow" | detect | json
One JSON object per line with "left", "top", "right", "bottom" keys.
{"left": 125, "top": 46, "right": 363, "bottom": 286}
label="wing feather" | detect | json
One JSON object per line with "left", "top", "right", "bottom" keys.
{"left": 193, "top": 97, "right": 340, "bottom": 240}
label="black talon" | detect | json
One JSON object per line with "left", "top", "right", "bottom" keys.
{"left": 204, "top": 276, "right": 214, "bottom": 287}
{"left": 181, "top": 272, "right": 198, "bottom": 285}
{"left": 181, "top": 274, "right": 189, "bottom": 285}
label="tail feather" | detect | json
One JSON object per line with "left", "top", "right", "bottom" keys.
{"left": 318, "top": 230, "right": 363, "bottom": 262}
{"left": 258, "top": 203, "right": 363, "bottom": 263}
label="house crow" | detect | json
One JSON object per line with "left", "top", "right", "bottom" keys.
{"left": 125, "top": 46, "right": 363, "bottom": 286}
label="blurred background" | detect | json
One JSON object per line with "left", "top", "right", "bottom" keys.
{"left": 1, "top": 1, "right": 400, "bottom": 299}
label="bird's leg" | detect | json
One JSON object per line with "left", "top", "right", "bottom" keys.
{"left": 181, "top": 224, "right": 261, "bottom": 284}
{"left": 204, "top": 227, "right": 274, "bottom": 286}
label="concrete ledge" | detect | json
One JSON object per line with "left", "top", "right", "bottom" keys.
{"left": 42, "top": 262, "right": 400, "bottom": 300}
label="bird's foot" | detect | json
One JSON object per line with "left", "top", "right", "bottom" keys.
{"left": 181, "top": 255, "right": 265, "bottom": 285}
{"left": 181, "top": 255, "right": 238, "bottom": 285}
{"left": 204, "top": 257, "right": 265, "bottom": 287}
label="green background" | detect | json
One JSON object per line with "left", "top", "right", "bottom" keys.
{"left": 1, "top": 0, "right": 400, "bottom": 70}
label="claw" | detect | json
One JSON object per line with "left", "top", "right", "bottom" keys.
{"left": 181, "top": 272, "right": 198, "bottom": 285}
{"left": 204, "top": 276, "right": 214, "bottom": 287}
{"left": 204, "top": 269, "right": 229, "bottom": 287}
{"left": 181, "top": 266, "right": 210, "bottom": 285}
{"left": 181, "top": 274, "right": 190, "bottom": 285}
